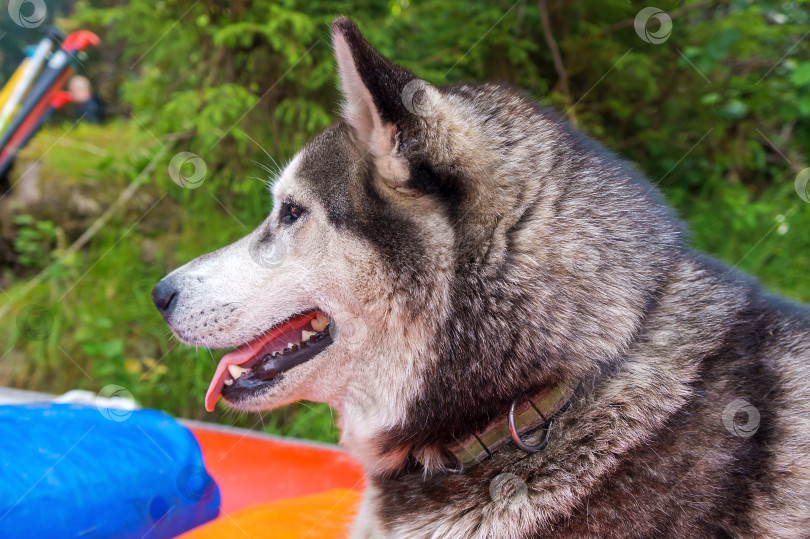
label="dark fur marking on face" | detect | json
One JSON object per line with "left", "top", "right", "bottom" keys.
{"left": 295, "top": 123, "right": 356, "bottom": 228}
{"left": 296, "top": 123, "right": 436, "bottom": 306}
{"left": 406, "top": 159, "right": 464, "bottom": 208}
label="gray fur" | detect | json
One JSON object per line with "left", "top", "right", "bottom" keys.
{"left": 155, "top": 17, "right": 810, "bottom": 537}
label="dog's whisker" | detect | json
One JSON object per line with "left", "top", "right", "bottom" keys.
{"left": 241, "top": 129, "right": 282, "bottom": 175}
{"left": 250, "top": 160, "right": 277, "bottom": 179}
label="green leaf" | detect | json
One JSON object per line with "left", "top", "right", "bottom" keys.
{"left": 790, "top": 63, "right": 810, "bottom": 86}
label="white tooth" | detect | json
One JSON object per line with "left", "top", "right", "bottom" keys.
{"left": 228, "top": 364, "right": 247, "bottom": 380}
{"left": 224, "top": 379, "right": 233, "bottom": 386}
{"left": 302, "top": 330, "right": 316, "bottom": 341}
{"left": 311, "top": 312, "right": 331, "bottom": 331}
{"left": 288, "top": 343, "right": 295, "bottom": 349}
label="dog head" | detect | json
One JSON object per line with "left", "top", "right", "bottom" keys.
{"left": 153, "top": 17, "right": 681, "bottom": 474}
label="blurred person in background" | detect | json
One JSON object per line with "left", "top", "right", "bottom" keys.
{"left": 68, "top": 75, "right": 105, "bottom": 124}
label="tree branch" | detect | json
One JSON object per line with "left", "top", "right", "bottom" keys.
{"left": 538, "top": 0, "right": 576, "bottom": 126}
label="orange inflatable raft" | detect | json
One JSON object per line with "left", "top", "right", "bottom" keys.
{"left": 181, "top": 421, "right": 365, "bottom": 538}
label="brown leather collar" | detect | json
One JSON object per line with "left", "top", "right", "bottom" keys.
{"left": 447, "top": 380, "right": 577, "bottom": 472}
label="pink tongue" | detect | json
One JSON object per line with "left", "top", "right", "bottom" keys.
{"left": 204, "top": 312, "right": 318, "bottom": 412}
{"left": 204, "top": 343, "right": 262, "bottom": 412}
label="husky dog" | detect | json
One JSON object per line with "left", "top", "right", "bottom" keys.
{"left": 152, "top": 17, "right": 810, "bottom": 538}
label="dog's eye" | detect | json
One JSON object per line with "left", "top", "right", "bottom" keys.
{"left": 280, "top": 202, "right": 305, "bottom": 225}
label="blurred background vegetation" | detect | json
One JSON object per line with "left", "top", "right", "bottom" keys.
{"left": 0, "top": 0, "right": 808, "bottom": 443}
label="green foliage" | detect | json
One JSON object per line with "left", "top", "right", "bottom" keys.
{"left": 67, "top": 0, "right": 810, "bottom": 198}
{"left": 12, "top": 216, "right": 58, "bottom": 268}
{"left": 1, "top": 0, "right": 808, "bottom": 444}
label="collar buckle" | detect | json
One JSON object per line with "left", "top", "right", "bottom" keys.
{"left": 443, "top": 380, "right": 578, "bottom": 473}
{"left": 508, "top": 396, "right": 553, "bottom": 453}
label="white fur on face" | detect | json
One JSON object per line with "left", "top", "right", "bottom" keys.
{"left": 163, "top": 155, "right": 313, "bottom": 349}
{"left": 162, "top": 150, "right": 453, "bottom": 476}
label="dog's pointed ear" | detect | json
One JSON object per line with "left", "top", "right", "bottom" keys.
{"left": 332, "top": 17, "right": 412, "bottom": 144}
{"left": 332, "top": 17, "right": 437, "bottom": 186}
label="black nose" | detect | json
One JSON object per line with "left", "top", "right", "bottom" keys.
{"left": 151, "top": 279, "right": 178, "bottom": 314}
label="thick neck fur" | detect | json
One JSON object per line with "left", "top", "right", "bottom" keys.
{"left": 362, "top": 253, "right": 788, "bottom": 538}
{"left": 359, "top": 85, "right": 685, "bottom": 475}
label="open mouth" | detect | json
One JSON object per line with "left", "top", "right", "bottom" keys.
{"left": 205, "top": 310, "right": 333, "bottom": 411}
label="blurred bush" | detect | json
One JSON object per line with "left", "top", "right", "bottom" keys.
{"left": 0, "top": 0, "right": 808, "bottom": 442}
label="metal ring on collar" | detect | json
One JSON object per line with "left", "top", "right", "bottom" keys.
{"left": 508, "top": 398, "right": 553, "bottom": 453}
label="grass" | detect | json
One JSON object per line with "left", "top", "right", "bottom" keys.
{"left": 0, "top": 121, "right": 339, "bottom": 443}
{"left": 0, "top": 120, "right": 808, "bottom": 445}
{"left": 675, "top": 179, "right": 810, "bottom": 303}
